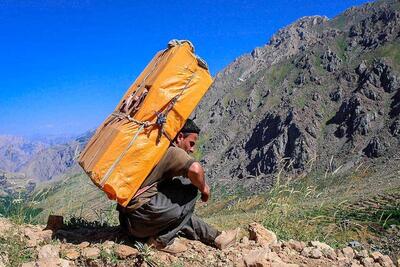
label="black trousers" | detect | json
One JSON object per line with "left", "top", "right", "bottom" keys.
{"left": 118, "top": 177, "right": 219, "bottom": 246}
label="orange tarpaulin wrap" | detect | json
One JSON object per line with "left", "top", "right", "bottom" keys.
{"left": 78, "top": 40, "right": 213, "bottom": 207}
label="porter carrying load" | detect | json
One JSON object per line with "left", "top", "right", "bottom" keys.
{"left": 78, "top": 40, "right": 213, "bottom": 207}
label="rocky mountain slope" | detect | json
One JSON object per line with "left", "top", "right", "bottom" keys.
{"left": 193, "top": 0, "right": 400, "bottom": 192}
{"left": 1, "top": 217, "right": 397, "bottom": 267}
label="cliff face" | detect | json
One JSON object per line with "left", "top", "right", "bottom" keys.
{"left": 194, "top": 0, "right": 400, "bottom": 191}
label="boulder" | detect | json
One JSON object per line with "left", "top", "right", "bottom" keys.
{"left": 248, "top": 223, "right": 277, "bottom": 247}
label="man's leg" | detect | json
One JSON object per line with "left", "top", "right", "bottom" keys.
{"left": 121, "top": 177, "right": 200, "bottom": 246}
{"left": 178, "top": 214, "right": 220, "bottom": 246}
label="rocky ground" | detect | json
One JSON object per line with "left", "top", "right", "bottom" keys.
{"left": 0, "top": 217, "right": 398, "bottom": 267}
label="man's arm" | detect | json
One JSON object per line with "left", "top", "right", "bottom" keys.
{"left": 187, "top": 162, "right": 210, "bottom": 202}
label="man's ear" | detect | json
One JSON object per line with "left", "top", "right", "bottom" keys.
{"left": 176, "top": 132, "right": 184, "bottom": 143}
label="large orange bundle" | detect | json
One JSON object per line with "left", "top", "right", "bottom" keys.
{"left": 79, "top": 40, "right": 213, "bottom": 207}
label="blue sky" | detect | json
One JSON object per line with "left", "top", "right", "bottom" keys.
{"left": 0, "top": 0, "right": 370, "bottom": 137}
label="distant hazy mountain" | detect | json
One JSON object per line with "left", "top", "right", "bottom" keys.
{"left": 0, "top": 131, "right": 93, "bottom": 182}
{"left": 0, "top": 135, "right": 48, "bottom": 173}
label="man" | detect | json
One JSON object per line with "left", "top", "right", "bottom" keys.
{"left": 117, "top": 119, "right": 238, "bottom": 254}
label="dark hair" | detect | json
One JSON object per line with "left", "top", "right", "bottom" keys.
{"left": 180, "top": 119, "right": 201, "bottom": 134}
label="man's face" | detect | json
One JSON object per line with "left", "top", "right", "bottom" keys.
{"left": 175, "top": 132, "right": 198, "bottom": 154}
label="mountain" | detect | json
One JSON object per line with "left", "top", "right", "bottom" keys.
{"left": 0, "top": 131, "right": 93, "bottom": 182}
{"left": 0, "top": 135, "right": 47, "bottom": 173}
{"left": 19, "top": 131, "right": 93, "bottom": 181}
{"left": 194, "top": 0, "right": 400, "bottom": 192}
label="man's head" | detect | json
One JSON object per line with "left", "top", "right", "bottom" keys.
{"left": 174, "top": 119, "right": 200, "bottom": 154}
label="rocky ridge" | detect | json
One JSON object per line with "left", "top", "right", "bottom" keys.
{"left": 193, "top": 0, "right": 400, "bottom": 192}
{"left": 0, "top": 217, "right": 398, "bottom": 267}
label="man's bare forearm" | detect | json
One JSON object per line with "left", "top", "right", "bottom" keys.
{"left": 187, "top": 162, "right": 206, "bottom": 191}
{"left": 187, "top": 162, "right": 210, "bottom": 202}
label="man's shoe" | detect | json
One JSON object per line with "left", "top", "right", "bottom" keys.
{"left": 215, "top": 228, "right": 239, "bottom": 250}
{"left": 147, "top": 237, "right": 187, "bottom": 255}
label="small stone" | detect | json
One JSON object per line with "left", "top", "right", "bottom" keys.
{"left": 39, "top": 230, "right": 53, "bottom": 243}
{"left": 301, "top": 247, "right": 312, "bottom": 257}
{"left": 38, "top": 244, "right": 60, "bottom": 259}
{"left": 323, "top": 249, "right": 337, "bottom": 260}
{"left": 241, "top": 236, "right": 249, "bottom": 245}
{"left": 79, "top": 241, "right": 90, "bottom": 249}
{"left": 348, "top": 241, "right": 362, "bottom": 248}
{"left": 285, "top": 240, "right": 304, "bottom": 252}
{"left": 309, "top": 248, "right": 322, "bottom": 259}
{"left": 360, "top": 257, "right": 374, "bottom": 267}
{"left": 102, "top": 241, "right": 115, "bottom": 249}
{"left": 243, "top": 249, "right": 269, "bottom": 267}
{"left": 82, "top": 247, "right": 100, "bottom": 259}
{"left": 114, "top": 244, "right": 139, "bottom": 259}
{"left": 270, "top": 243, "right": 282, "bottom": 253}
{"left": 310, "top": 241, "right": 333, "bottom": 251}
{"left": 342, "top": 247, "right": 355, "bottom": 259}
{"left": 248, "top": 223, "right": 277, "bottom": 247}
{"left": 370, "top": 251, "right": 384, "bottom": 261}
{"left": 63, "top": 248, "right": 80, "bottom": 260}
{"left": 355, "top": 250, "right": 369, "bottom": 259}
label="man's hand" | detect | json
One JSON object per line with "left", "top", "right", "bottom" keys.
{"left": 200, "top": 183, "right": 210, "bottom": 202}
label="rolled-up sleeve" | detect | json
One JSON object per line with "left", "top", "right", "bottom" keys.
{"left": 164, "top": 147, "right": 196, "bottom": 178}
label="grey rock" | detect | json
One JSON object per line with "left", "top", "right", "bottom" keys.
{"left": 363, "top": 137, "right": 385, "bottom": 158}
